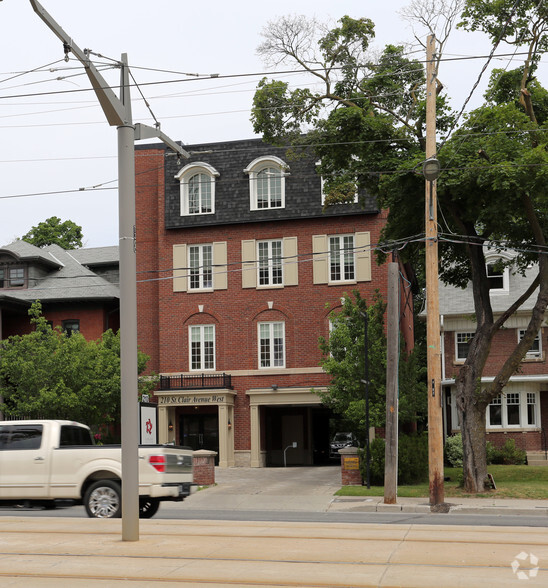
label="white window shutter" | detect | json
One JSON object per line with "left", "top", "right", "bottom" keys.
{"left": 312, "top": 234, "right": 328, "bottom": 284}
{"left": 355, "top": 231, "right": 371, "bottom": 282}
{"left": 283, "top": 237, "right": 298, "bottom": 286}
{"left": 241, "top": 239, "right": 257, "bottom": 288}
{"left": 173, "top": 244, "right": 187, "bottom": 292}
{"left": 213, "top": 241, "right": 228, "bottom": 290}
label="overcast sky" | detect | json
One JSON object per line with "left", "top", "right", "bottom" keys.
{"left": 1, "top": 1, "right": 543, "bottom": 248}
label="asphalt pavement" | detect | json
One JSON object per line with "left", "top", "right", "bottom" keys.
{"left": 1, "top": 465, "right": 547, "bottom": 586}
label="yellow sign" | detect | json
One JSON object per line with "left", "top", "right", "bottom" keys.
{"left": 344, "top": 457, "right": 360, "bottom": 470}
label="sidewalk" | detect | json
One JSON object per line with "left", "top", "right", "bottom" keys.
{"left": 181, "top": 465, "right": 548, "bottom": 517}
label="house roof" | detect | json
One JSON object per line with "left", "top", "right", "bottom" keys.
{"left": 437, "top": 265, "right": 539, "bottom": 317}
{"left": 71, "top": 246, "right": 119, "bottom": 267}
{"left": 0, "top": 239, "right": 62, "bottom": 269}
{"left": 0, "top": 242, "right": 119, "bottom": 304}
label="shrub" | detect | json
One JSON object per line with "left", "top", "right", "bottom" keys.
{"left": 487, "top": 439, "right": 527, "bottom": 465}
{"left": 445, "top": 434, "right": 463, "bottom": 467}
{"left": 359, "top": 434, "right": 429, "bottom": 485}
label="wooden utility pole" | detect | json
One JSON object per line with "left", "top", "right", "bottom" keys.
{"left": 384, "top": 261, "right": 399, "bottom": 504}
{"left": 425, "top": 34, "right": 444, "bottom": 506}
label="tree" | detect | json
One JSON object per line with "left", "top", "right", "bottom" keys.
{"left": 317, "top": 291, "right": 426, "bottom": 444}
{"left": 252, "top": 6, "right": 548, "bottom": 492}
{"left": 0, "top": 302, "right": 155, "bottom": 431}
{"left": 21, "top": 216, "right": 83, "bottom": 249}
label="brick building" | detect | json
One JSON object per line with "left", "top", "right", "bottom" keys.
{"left": 440, "top": 250, "right": 548, "bottom": 454}
{"left": 135, "top": 138, "right": 414, "bottom": 467}
{"left": 0, "top": 240, "right": 119, "bottom": 340}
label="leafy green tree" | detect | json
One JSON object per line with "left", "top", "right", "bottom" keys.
{"left": 317, "top": 291, "right": 426, "bottom": 444}
{"left": 252, "top": 8, "right": 548, "bottom": 492}
{"left": 0, "top": 302, "right": 154, "bottom": 429}
{"left": 21, "top": 216, "right": 83, "bottom": 249}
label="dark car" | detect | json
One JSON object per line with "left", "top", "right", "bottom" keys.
{"left": 329, "top": 432, "right": 358, "bottom": 459}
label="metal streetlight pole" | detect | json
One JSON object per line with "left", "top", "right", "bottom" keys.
{"left": 30, "top": 0, "right": 188, "bottom": 540}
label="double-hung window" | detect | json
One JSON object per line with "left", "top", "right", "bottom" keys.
{"left": 456, "top": 332, "right": 474, "bottom": 361}
{"left": 244, "top": 156, "right": 288, "bottom": 211}
{"left": 258, "top": 240, "right": 283, "bottom": 286}
{"left": 189, "top": 325, "right": 215, "bottom": 371}
{"left": 189, "top": 244, "right": 212, "bottom": 290}
{"left": 258, "top": 322, "right": 285, "bottom": 368}
{"left": 518, "top": 329, "right": 542, "bottom": 359}
{"left": 329, "top": 235, "right": 355, "bottom": 282}
{"left": 175, "top": 162, "right": 218, "bottom": 217}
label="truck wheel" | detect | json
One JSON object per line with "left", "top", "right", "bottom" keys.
{"left": 139, "top": 497, "right": 160, "bottom": 518}
{"left": 84, "top": 480, "right": 121, "bottom": 518}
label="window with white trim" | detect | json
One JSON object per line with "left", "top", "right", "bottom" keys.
{"left": 329, "top": 235, "right": 355, "bottom": 282}
{"left": 456, "top": 332, "right": 474, "bottom": 361}
{"left": 258, "top": 240, "right": 283, "bottom": 286}
{"left": 518, "top": 329, "right": 542, "bottom": 358}
{"left": 488, "top": 395, "right": 502, "bottom": 426}
{"left": 241, "top": 237, "right": 298, "bottom": 289}
{"left": 172, "top": 242, "right": 227, "bottom": 293}
{"left": 312, "top": 233, "right": 371, "bottom": 285}
{"left": 486, "top": 261, "right": 509, "bottom": 293}
{"left": 189, "top": 325, "right": 215, "bottom": 371}
{"left": 244, "top": 156, "right": 288, "bottom": 211}
{"left": 189, "top": 244, "right": 212, "bottom": 290}
{"left": 527, "top": 392, "right": 537, "bottom": 426}
{"left": 258, "top": 322, "right": 285, "bottom": 368}
{"left": 486, "top": 392, "right": 540, "bottom": 428}
{"left": 175, "top": 162, "right": 219, "bottom": 216}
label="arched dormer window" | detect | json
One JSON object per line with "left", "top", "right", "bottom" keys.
{"left": 175, "top": 162, "right": 219, "bottom": 216}
{"left": 244, "top": 156, "right": 289, "bottom": 211}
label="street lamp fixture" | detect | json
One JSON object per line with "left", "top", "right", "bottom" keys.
{"left": 422, "top": 157, "right": 441, "bottom": 182}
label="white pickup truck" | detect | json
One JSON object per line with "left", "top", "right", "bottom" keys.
{"left": 0, "top": 420, "right": 194, "bottom": 518}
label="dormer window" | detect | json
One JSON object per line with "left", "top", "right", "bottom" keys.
{"left": 486, "top": 259, "right": 509, "bottom": 294}
{"left": 244, "top": 156, "right": 288, "bottom": 211}
{"left": 0, "top": 265, "right": 25, "bottom": 289}
{"left": 175, "top": 162, "right": 219, "bottom": 216}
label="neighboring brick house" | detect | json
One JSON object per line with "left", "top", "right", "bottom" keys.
{"left": 440, "top": 251, "right": 548, "bottom": 454}
{"left": 0, "top": 240, "right": 119, "bottom": 340}
{"left": 135, "top": 138, "right": 415, "bottom": 468}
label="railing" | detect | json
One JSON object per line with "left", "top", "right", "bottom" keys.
{"left": 159, "top": 373, "right": 232, "bottom": 391}
{"left": 542, "top": 427, "right": 547, "bottom": 461}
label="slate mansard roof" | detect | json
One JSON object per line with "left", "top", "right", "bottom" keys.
{"left": 0, "top": 242, "right": 119, "bottom": 305}
{"left": 136, "top": 137, "right": 379, "bottom": 229}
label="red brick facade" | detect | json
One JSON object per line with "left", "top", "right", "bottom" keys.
{"left": 135, "top": 140, "right": 415, "bottom": 467}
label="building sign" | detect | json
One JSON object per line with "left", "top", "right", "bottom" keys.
{"left": 140, "top": 403, "right": 158, "bottom": 445}
{"left": 343, "top": 457, "right": 360, "bottom": 470}
{"left": 158, "top": 394, "right": 226, "bottom": 405}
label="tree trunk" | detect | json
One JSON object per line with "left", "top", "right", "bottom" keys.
{"left": 458, "top": 384, "right": 488, "bottom": 493}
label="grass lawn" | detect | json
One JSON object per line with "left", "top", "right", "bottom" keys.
{"left": 335, "top": 466, "right": 548, "bottom": 500}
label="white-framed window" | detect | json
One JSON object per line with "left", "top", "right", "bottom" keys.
{"left": 189, "top": 244, "right": 213, "bottom": 290}
{"left": 455, "top": 332, "right": 474, "bottom": 361}
{"left": 241, "top": 237, "right": 298, "bottom": 289}
{"left": 175, "top": 162, "right": 219, "bottom": 216}
{"left": 312, "top": 233, "right": 371, "bottom": 285}
{"left": 258, "top": 322, "right": 285, "bottom": 368}
{"left": 329, "top": 235, "right": 355, "bottom": 282}
{"left": 244, "top": 156, "right": 288, "bottom": 211}
{"left": 486, "top": 391, "right": 540, "bottom": 428}
{"left": 189, "top": 325, "right": 215, "bottom": 371}
{"left": 486, "top": 260, "right": 509, "bottom": 294}
{"left": 488, "top": 395, "right": 502, "bottom": 426}
{"left": 172, "top": 242, "right": 228, "bottom": 293}
{"left": 518, "top": 329, "right": 542, "bottom": 358}
{"left": 527, "top": 392, "right": 537, "bottom": 426}
{"left": 258, "top": 240, "right": 283, "bottom": 286}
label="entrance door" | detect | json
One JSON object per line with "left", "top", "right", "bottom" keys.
{"left": 179, "top": 413, "right": 219, "bottom": 459}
